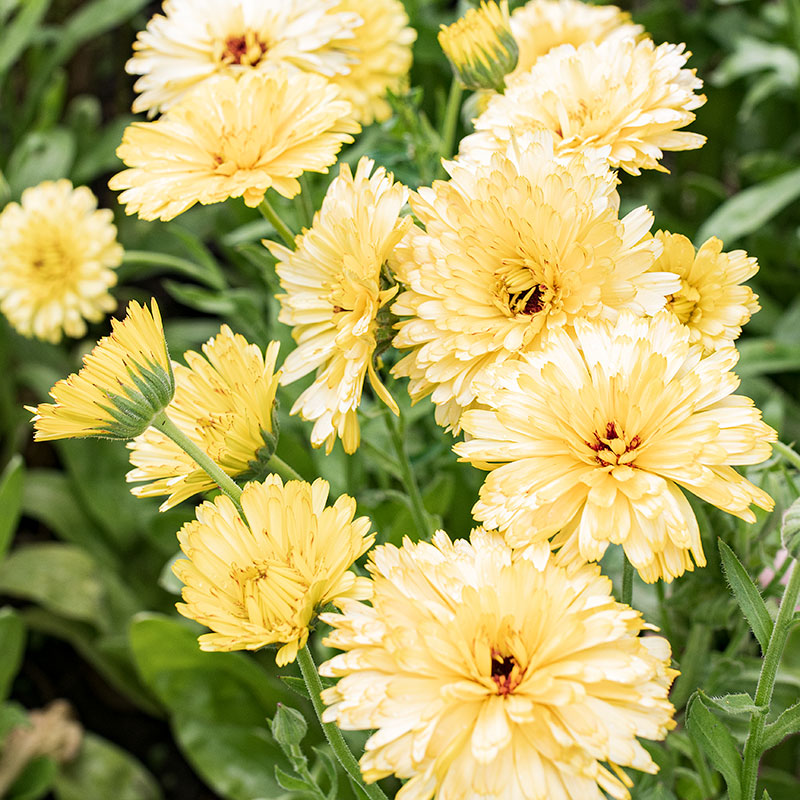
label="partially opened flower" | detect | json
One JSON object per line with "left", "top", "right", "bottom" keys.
{"left": 127, "top": 0, "right": 362, "bottom": 115}
{"left": 455, "top": 312, "right": 776, "bottom": 582}
{"left": 174, "top": 475, "right": 375, "bottom": 665}
{"left": 0, "top": 180, "right": 122, "bottom": 344}
{"left": 268, "top": 157, "right": 411, "bottom": 454}
{"left": 127, "top": 326, "right": 280, "bottom": 510}
{"left": 110, "top": 69, "right": 360, "bottom": 221}
{"left": 321, "top": 529, "right": 677, "bottom": 799}
{"left": 653, "top": 231, "right": 760, "bottom": 353}
{"left": 29, "top": 299, "right": 174, "bottom": 441}
{"left": 509, "top": 0, "right": 641, "bottom": 81}
{"left": 326, "top": 0, "right": 416, "bottom": 125}
{"left": 392, "top": 131, "right": 677, "bottom": 432}
{"left": 460, "top": 38, "right": 706, "bottom": 175}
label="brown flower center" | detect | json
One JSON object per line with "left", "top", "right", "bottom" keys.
{"left": 491, "top": 649, "right": 522, "bottom": 695}
{"left": 509, "top": 283, "right": 548, "bottom": 315}
{"left": 220, "top": 31, "right": 269, "bottom": 67}
{"left": 586, "top": 421, "right": 641, "bottom": 467}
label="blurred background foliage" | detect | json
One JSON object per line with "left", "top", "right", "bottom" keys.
{"left": 0, "top": 0, "right": 799, "bottom": 798}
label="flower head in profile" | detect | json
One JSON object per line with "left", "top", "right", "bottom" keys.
{"left": 127, "top": 326, "right": 281, "bottom": 510}
{"left": 321, "top": 529, "right": 677, "bottom": 799}
{"left": 29, "top": 300, "right": 174, "bottom": 441}
{"left": 110, "top": 69, "right": 359, "bottom": 221}
{"left": 455, "top": 312, "right": 776, "bottom": 582}
{"left": 653, "top": 231, "right": 760, "bottom": 353}
{"left": 509, "top": 0, "right": 641, "bottom": 81}
{"left": 127, "top": 0, "right": 362, "bottom": 115}
{"left": 438, "top": 1, "right": 518, "bottom": 92}
{"left": 174, "top": 475, "right": 374, "bottom": 665}
{"left": 326, "top": 0, "right": 416, "bottom": 125}
{"left": 460, "top": 38, "right": 706, "bottom": 175}
{"left": 267, "top": 157, "right": 411, "bottom": 454}
{"left": 0, "top": 180, "right": 122, "bottom": 344}
{"left": 392, "top": 131, "right": 677, "bottom": 432}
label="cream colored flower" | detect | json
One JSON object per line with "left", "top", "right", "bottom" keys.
{"left": 321, "top": 529, "right": 677, "bottom": 800}
{"left": 392, "top": 131, "right": 677, "bottom": 432}
{"left": 174, "top": 475, "right": 374, "bottom": 665}
{"left": 127, "top": 0, "right": 362, "bottom": 116}
{"left": 460, "top": 38, "right": 706, "bottom": 175}
{"left": 29, "top": 300, "right": 174, "bottom": 441}
{"left": 267, "top": 157, "right": 410, "bottom": 454}
{"left": 455, "top": 312, "right": 776, "bottom": 583}
{"left": 110, "top": 69, "right": 359, "bottom": 221}
{"left": 326, "top": 0, "right": 416, "bottom": 125}
{"left": 0, "top": 180, "right": 121, "bottom": 344}
{"left": 653, "top": 231, "right": 760, "bottom": 353}
{"left": 509, "top": 0, "right": 641, "bottom": 81}
{"left": 127, "top": 326, "right": 280, "bottom": 510}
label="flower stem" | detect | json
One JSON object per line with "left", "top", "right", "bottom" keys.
{"left": 436, "top": 76, "right": 463, "bottom": 179}
{"left": 740, "top": 558, "right": 800, "bottom": 799}
{"left": 267, "top": 454, "right": 305, "bottom": 483}
{"left": 151, "top": 412, "right": 244, "bottom": 515}
{"left": 298, "top": 174, "right": 316, "bottom": 228}
{"left": 774, "top": 440, "right": 800, "bottom": 472}
{"left": 382, "top": 407, "right": 430, "bottom": 539}
{"left": 259, "top": 196, "right": 296, "bottom": 248}
{"left": 296, "top": 645, "right": 389, "bottom": 800}
{"left": 622, "top": 553, "right": 634, "bottom": 606}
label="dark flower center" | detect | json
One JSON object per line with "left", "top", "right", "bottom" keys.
{"left": 491, "top": 650, "right": 521, "bottom": 695}
{"left": 586, "top": 421, "right": 641, "bottom": 467}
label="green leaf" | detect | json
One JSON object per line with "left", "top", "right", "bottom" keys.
{"left": 718, "top": 539, "right": 773, "bottom": 652}
{"left": 0, "top": 0, "right": 51, "bottom": 75}
{"left": 686, "top": 695, "right": 743, "bottom": 800}
{"left": 5, "top": 128, "right": 76, "bottom": 196}
{"left": 0, "top": 607, "right": 25, "bottom": 701}
{"left": 762, "top": 791, "right": 772, "bottom": 800}
{"left": 274, "top": 766, "right": 312, "bottom": 793}
{"left": 699, "top": 690, "right": 765, "bottom": 717}
{"left": 7, "top": 756, "right": 58, "bottom": 800}
{"left": 781, "top": 496, "right": 800, "bottom": 561}
{"left": 761, "top": 700, "right": 800, "bottom": 751}
{"left": 696, "top": 166, "right": 800, "bottom": 244}
{"left": 0, "top": 454, "right": 24, "bottom": 562}
{"left": 311, "top": 746, "right": 339, "bottom": 800}
{"left": 280, "top": 675, "right": 311, "bottom": 699}
{"left": 54, "top": 733, "right": 162, "bottom": 800}
{"left": 0, "top": 701, "right": 29, "bottom": 740}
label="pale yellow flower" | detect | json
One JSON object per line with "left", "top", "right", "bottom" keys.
{"left": 392, "top": 131, "right": 677, "bottom": 432}
{"left": 127, "top": 326, "right": 280, "bottom": 510}
{"left": 509, "top": 0, "right": 641, "bottom": 81}
{"left": 326, "top": 0, "right": 416, "bottom": 125}
{"left": 438, "top": 1, "right": 518, "bottom": 91}
{"left": 127, "top": 0, "right": 362, "bottom": 116}
{"left": 29, "top": 300, "right": 174, "bottom": 441}
{"left": 267, "top": 157, "right": 410, "bottom": 454}
{"left": 320, "top": 529, "right": 677, "bottom": 800}
{"left": 460, "top": 38, "right": 706, "bottom": 175}
{"left": 654, "top": 231, "right": 760, "bottom": 353}
{"left": 173, "top": 475, "right": 374, "bottom": 665}
{"left": 110, "top": 69, "right": 359, "bottom": 221}
{"left": 0, "top": 180, "right": 122, "bottom": 344}
{"left": 455, "top": 312, "right": 776, "bottom": 583}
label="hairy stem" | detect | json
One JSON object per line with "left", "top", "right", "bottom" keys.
{"left": 259, "top": 196, "right": 296, "bottom": 248}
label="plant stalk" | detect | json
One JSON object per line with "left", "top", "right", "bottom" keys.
{"left": 436, "top": 76, "right": 463, "bottom": 179}
{"left": 296, "top": 645, "right": 389, "bottom": 800}
{"left": 267, "top": 454, "right": 305, "bottom": 483}
{"left": 774, "top": 440, "right": 800, "bottom": 472}
{"left": 259, "top": 196, "right": 296, "bottom": 248}
{"left": 622, "top": 553, "right": 634, "bottom": 606}
{"left": 740, "top": 559, "right": 800, "bottom": 799}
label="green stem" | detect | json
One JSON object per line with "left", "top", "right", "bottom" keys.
{"left": 298, "top": 174, "right": 316, "bottom": 228}
{"left": 267, "top": 454, "right": 304, "bottom": 483}
{"left": 741, "top": 559, "right": 800, "bottom": 800}
{"left": 383, "top": 408, "right": 430, "bottom": 539}
{"left": 296, "top": 646, "right": 389, "bottom": 800}
{"left": 259, "top": 196, "right": 296, "bottom": 248}
{"left": 436, "top": 76, "right": 464, "bottom": 179}
{"left": 151, "top": 412, "right": 244, "bottom": 516}
{"left": 774, "top": 440, "right": 800, "bottom": 472}
{"left": 622, "top": 554, "right": 634, "bottom": 606}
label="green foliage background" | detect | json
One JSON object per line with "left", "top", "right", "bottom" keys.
{"left": 0, "top": 0, "right": 799, "bottom": 798}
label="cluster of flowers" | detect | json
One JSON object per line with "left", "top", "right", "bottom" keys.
{"left": 15, "top": 1, "right": 779, "bottom": 798}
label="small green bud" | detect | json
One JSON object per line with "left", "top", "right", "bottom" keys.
{"left": 271, "top": 703, "right": 308, "bottom": 748}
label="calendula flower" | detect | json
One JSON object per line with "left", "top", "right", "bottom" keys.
{"left": 438, "top": 1, "right": 518, "bottom": 92}
{"left": 460, "top": 38, "right": 706, "bottom": 175}
{"left": 321, "top": 529, "right": 677, "bottom": 799}
{"left": 456, "top": 312, "right": 776, "bottom": 582}
{"left": 326, "top": 0, "right": 416, "bottom": 125}
{"left": 392, "top": 131, "right": 677, "bottom": 432}
{"left": 0, "top": 180, "right": 122, "bottom": 344}
{"left": 29, "top": 300, "right": 174, "bottom": 441}
{"left": 174, "top": 475, "right": 374, "bottom": 665}
{"left": 110, "top": 69, "right": 359, "bottom": 221}
{"left": 127, "top": 0, "right": 362, "bottom": 116}
{"left": 509, "top": 0, "right": 641, "bottom": 81}
{"left": 127, "top": 326, "right": 280, "bottom": 510}
{"left": 653, "top": 231, "right": 760, "bottom": 353}
{"left": 267, "top": 157, "right": 411, "bottom": 454}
